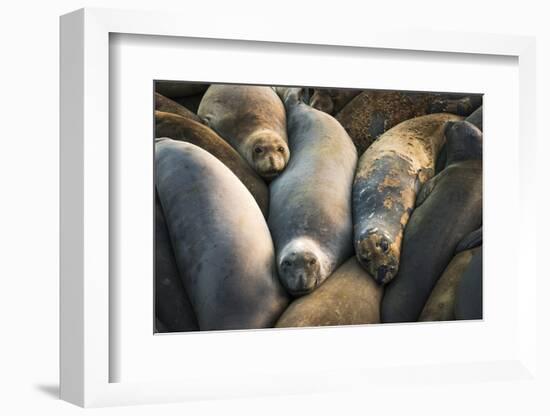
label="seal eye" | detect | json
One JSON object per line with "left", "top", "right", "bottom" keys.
{"left": 254, "top": 147, "right": 263, "bottom": 154}
{"left": 309, "top": 259, "right": 316, "bottom": 266}
{"left": 282, "top": 260, "right": 291, "bottom": 267}
{"left": 277, "top": 146, "right": 285, "bottom": 153}
{"left": 380, "top": 240, "right": 389, "bottom": 252}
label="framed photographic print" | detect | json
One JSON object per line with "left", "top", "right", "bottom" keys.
{"left": 60, "top": 7, "right": 538, "bottom": 407}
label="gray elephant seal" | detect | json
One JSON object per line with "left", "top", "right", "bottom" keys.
{"left": 309, "top": 88, "right": 361, "bottom": 115}
{"left": 381, "top": 120, "right": 483, "bottom": 323}
{"left": 154, "top": 92, "right": 203, "bottom": 123}
{"left": 198, "top": 84, "right": 289, "bottom": 180}
{"left": 155, "top": 138, "right": 289, "bottom": 330}
{"left": 353, "top": 113, "right": 463, "bottom": 285}
{"left": 419, "top": 245, "right": 481, "bottom": 322}
{"left": 454, "top": 248, "right": 483, "bottom": 320}
{"left": 155, "top": 110, "right": 269, "bottom": 216}
{"left": 155, "top": 194, "right": 198, "bottom": 332}
{"left": 276, "top": 257, "right": 382, "bottom": 327}
{"left": 466, "top": 106, "right": 483, "bottom": 130}
{"left": 269, "top": 88, "right": 357, "bottom": 296}
{"left": 155, "top": 81, "right": 209, "bottom": 98}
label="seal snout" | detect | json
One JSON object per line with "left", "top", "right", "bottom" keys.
{"left": 356, "top": 230, "right": 399, "bottom": 285}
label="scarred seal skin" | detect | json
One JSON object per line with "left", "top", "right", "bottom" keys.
{"left": 154, "top": 92, "right": 203, "bottom": 124}
{"left": 154, "top": 81, "right": 209, "bottom": 99}
{"left": 353, "top": 113, "right": 463, "bottom": 285}
{"left": 269, "top": 88, "right": 357, "bottom": 296}
{"left": 155, "top": 110, "right": 269, "bottom": 217}
{"left": 419, "top": 245, "right": 481, "bottom": 322}
{"left": 309, "top": 88, "right": 361, "bottom": 115}
{"left": 380, "top": 120, "right": 482, "bottom": 323}
{"left": 155, "top": 194, "right": 198, "bottom": 332}
{"left": 155, "top": 138, "right": 289, "bottom": 330}
{"left": 275, "top": 257, "right": 383, "bottom": 328}
{"left": 198, "top": 84, "right": 289, "bottom": 180}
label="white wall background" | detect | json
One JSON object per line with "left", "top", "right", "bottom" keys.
{"left": 0, "top": 0, "right": 548, "bottom": 414}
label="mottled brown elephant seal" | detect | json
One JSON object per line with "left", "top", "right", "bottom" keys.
{"left": 353, "top": 113, "right": 463, "bottom": 285}
{"left": 309, "top": 88, "right": 361, "bottom": 115}
{"left": 155, "top": 110, "right": 269, "bottom": 217}
{"left": 155, "top": 194, "right": 198, "bottom": 332}
{"left": 381, "top": 120, "right": 482, "bottom": 323}
{"left": 155, "top": 138, "right": 289, "bottom": 330}
{"left": 154, "top": 92, "right": 203, "bottom": 123}
{"left": 419, "top": 245, "right": 481, "bottom": 322}
{"left": 269, "top": 88, "right": 357, "bottom": 296}
{"left": 155, "top": 81, "right": 209, "bottom": 99}
{"left": 198, "top": 84, "right": 289, "bottom": 180}
{"left": 275, "top": 257, "right": 382, "bottom": 327}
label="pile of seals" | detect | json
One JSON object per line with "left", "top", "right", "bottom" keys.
{"left": 154, "top": 81, "right": 483, "bottom": 332}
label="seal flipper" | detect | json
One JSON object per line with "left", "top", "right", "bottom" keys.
{"left": 444, "top": 120, "right": 483, "bottom": 167}
{"left": 455, "top": 227, "right": 482, "bottom": 253}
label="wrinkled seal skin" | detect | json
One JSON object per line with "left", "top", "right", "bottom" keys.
{"left": 198, "top": 84, "right": 289, "bottom": 180}
{"left": 155, "top": 139, "right": 289, "bottom": 330}
{"left": 381, "top": 120, "right": 483, "bottom": 323}
{"left": 454, "top": 248, "right": 483, "bottom": 320}
{"left": 155, "top": 81, "right": 209, "bottom": 99}
{"left": 269, "top": 88, "right": 357, "bottom": 296}
{"left": 275, "top": 257, "right": 383, "bottom": 327}
{"left": 154, "top": 92, "right": 203, "bottom": 123}
{"left": 353, "top": 113, "right": 463, "bottom": 285}
{"left": 419, "top": 246, "right": 481, "bottom": 322}
{"left": 155, "top": 194, "right": 199, "bottom": 332}
{"left": 155, "top": 110, "right": 269, "bottom": 217}
{"left": 309, "top": 88, "right": 361, "bottom": 115}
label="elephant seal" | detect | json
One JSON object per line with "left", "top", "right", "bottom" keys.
{"left": 155, "top": 81, "right": 209, "bottom": 99}
{"left": 309, "top": 88, "right": 361, "bottom": 115}
{"left": 275, "top": 257, "right": 382, "bottom": 327}
{"left": 353, "top": 113, "right": 463, "bottom": 285}
{"left": 269, "top": 88, "right": 357, "bottom": 296}
{"left": 198, "top": 84, "right": 289, "bottom": 180}
{"left": 155, "top": 138, "right": 289, "bottom": 330}
{"left": 428, "top": 94, "right": 482, "bottom": 117}
{"left": 419, "top": 245, "right": 481, "bottom": 322}
{"left": 465, "top": 106, "right": 483, "bottom": 130}
{"left": 454, "top": 248, "right": 483, "bottom": 320}
{"left": 154, "top": 92, "right": 203, "bottom": 123}
{"left": 380, "top": 120, "right": 483, "bottom": 323}
{"left": 155, "top": 194, "right": 199, "bottom": 332}
{"left": 155, "top": 110, "right": 269, "bottom": 217}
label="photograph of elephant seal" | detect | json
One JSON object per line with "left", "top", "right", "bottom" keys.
{"left": 381, "top": 121, "right": 482, "bottom": 323}
{"left": 276, "top": 257, "right": 382, "bottom": 328}
{"left": 198, "top": 84, "right": 290, "bottom": 180}
{"left": 155, "top": 110, "right": 269, "bottom": 217}
{"left": 153, "top": 82, "right": 483, "bottom": 332}
{"left": 155, "top": 138, "right": 289, "bottom": 330}
{"left": 269, "top": 87, "right": 357, "bottom": 296}
{"left": 353, "top": 113, "right": 462, "bottom": 286}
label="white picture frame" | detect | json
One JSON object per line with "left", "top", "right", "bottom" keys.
{"left": 60, "top": 7, "right": 538, "bottom": 408}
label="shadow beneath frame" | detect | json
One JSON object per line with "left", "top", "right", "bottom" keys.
{"left": 34, "top": 383, "right": 59, "bottom": 399}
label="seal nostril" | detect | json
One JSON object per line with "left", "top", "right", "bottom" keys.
{"left": 377, "top": 265, "right": 388, "bottom": 283}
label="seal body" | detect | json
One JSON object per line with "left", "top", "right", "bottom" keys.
{"left": 419, "top": 245, "right": 481, "bottom": 322}
{"left": 155, "top": 81, "right": 209, "bottom": 99}
{"left": 465, "top": 106, "right": 483, "bottom": 130}
{"left": 155, "top": 110, "right": 269, "bottom": 216}
{"left": 155, "top": 92, "right": 203, "bottom": 123}
{"left": 353, "top": 113, "right": 463, "bottom": 285}
{"left": 275, "top": 257, "right": 383, "bottom": 327}
{"left": 155, "top": 139, "right": 289, "bottom": 330}
{"left": 309, "top": 88, "right": 361, "bottom": 115}
{"left": 381, "top": 120, "right": 483, "bottom": 322}
{"left": 269, "top": 88, "right": 357, "bottom": 296}
{"left": 155, "top": 194, "right": 199, "bottom": 332}
{"left": 454, "top": 249, "right": 483, "bottom": 320}
{"left": 198, "top": 84, "right": 289, "bottom": 180}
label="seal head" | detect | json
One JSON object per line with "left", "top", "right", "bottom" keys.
{"left": 277, "top": 238, "right": 328, "bottom": 296}
{"left": 356, "top": 228, "right": 399, "bottom": 285}
{"left": 247, "top": 129, "right": 289, "bottom": 180}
